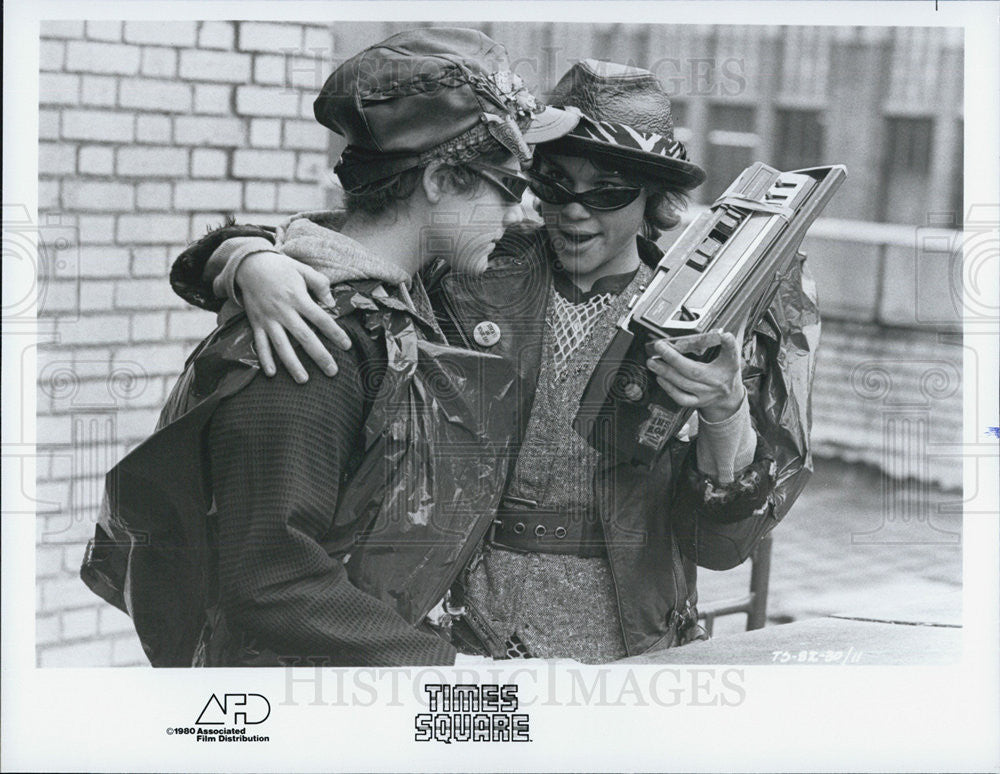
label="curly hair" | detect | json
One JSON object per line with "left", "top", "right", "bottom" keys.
{"left": 641, "top": 185, "right": 689, "bottom": 241}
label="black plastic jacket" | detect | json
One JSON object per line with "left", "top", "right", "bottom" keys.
{"left": 81, "top": 232, "right": 520, "bottom": 666}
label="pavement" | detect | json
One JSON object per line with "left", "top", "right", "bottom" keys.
{"left": 695, "top": 457, "right": 964, "bottom": 637}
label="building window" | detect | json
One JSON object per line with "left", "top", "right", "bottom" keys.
{"left": 774, "top": 109, "right": 825, "bottom": 171}
{"left": 881, "top": 116, "right": 934, "bottom": 223}
{"left": 704, "top": 104, "right": 758, "bottom": 202}
{"left": 887, "top": 116, "right": 933, "bottom": 173}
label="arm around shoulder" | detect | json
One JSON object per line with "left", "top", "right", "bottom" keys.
{"left": 170, "top": 221, "right": 277, "bottom": 311}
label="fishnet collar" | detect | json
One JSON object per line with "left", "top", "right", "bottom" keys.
{"left": 549, "top": 289, "right": 616, "bottom": 381}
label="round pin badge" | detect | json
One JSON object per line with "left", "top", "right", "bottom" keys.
{"left": 473, "top": 320, "right": 501, "bottom": 347}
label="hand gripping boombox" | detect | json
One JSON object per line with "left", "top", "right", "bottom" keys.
{"left": 573, "top": 162, "right": 847, "bottom": 467}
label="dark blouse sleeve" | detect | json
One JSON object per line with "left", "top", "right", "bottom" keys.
{"left": 671, "top": 260, "right": 820, "bottom": 571}
{"left": 670, "top": 429, "right": 778, "bottom": 571}
{"left": 207, "top": 332, "right": 457, "bottom": 666}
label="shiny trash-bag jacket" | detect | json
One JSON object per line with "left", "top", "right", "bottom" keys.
{"left": 81, "top": 273, "right": 519, "bottom": 667}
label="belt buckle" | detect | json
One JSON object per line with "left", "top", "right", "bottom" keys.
{"left": 488, "top": 516, "right": 503, "bottom": 544}
{"left": 443, "top": 589, "right": 466, "bottom": 619}
{"left": 427, "top": 590, "right": 466, "bottom": 632}
{"left": 494, "top": 496, "right": 539, "bottom": 545}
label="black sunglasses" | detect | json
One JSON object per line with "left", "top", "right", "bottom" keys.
{"left": 467, "top": 162, "right": 530, "bottom": 204}
{"left": 527, "top": 169, "right": 643, "bottom": 211}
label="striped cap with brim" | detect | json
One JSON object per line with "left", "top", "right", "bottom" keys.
{"left": 543, "top": 59, "right": 706, "bottom": 190}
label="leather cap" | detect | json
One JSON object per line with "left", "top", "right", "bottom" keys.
{"left": 544, "top": 59, "right": 706, "bottom": 190}
{"left": 313, "top": 28, "right": 577, "bottom": 190}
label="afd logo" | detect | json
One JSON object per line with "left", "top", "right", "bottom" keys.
{"left": 196, "top": 693, "right": 271, "bottom": 726}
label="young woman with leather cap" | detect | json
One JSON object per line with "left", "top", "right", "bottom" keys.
{"left": 166, "top": 58, "right": 819, "bottom": 663}
{"left": 80, "top": 28, "right": 582, "bottom": 667}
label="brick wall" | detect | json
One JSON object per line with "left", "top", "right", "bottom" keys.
{"left": 35, "top": 20, "right": 335, "bottom": 667}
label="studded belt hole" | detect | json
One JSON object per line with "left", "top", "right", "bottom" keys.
{"left": 554, "top": 526, "right": 567, "bottom": 539}
{"left": 513, "top": 521, "right": 526, "bottom": 535}
{"left": 534, "top": 525, "right": 547, "bottom": 537}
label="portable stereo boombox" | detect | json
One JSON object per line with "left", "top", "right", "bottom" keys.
{"left": 573, "top": 162, "right": 847, "bottom": 467}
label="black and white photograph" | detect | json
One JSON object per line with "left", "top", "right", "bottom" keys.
{"left": 3, "top": 1, "right": 998, "bottom": 771}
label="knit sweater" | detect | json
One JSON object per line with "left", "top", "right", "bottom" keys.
{"left": 463, "top": 266, "right": 652, "bottom": 663}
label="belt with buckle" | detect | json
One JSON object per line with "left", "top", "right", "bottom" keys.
{"left": 490, "top": 495, "right": 607, "bottom": 558}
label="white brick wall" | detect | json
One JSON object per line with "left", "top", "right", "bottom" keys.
{"left": 178, "top": 49, "right": 253, "bottom": 83}
{"left": 63, "top": 110, "right": 135, "bottom": 142}
{"left": 81, "top": 75, "right": 118, "bottom": 106}
{"left": 191, "top": 148, "right": 228, "bottom": 177}
{"left": 66, "top": 41, "right": 142, "bottom": 75}
{"left": 235, "top": 84, "right": 301, "bottom": 117}
{"left": 232, "top": 148, "right": 296, "bottom": 178}
{"left": 62, "top": 180, "right": 136, "bottom": 210}
{"left": 116, "top": 146, "right": 190, "bottom": 176}
{"left": 36, "top": 20, "right": 335, "bottom": 667}
{"left": 119, "top": 78, "right": 192, "bottom": 112}
{"left": 250, "top": 117, "right": 282, "bottom": 147}
{"left": 174, "top": 115, "right": 246, "bottom": 145}
{"left": 124, "top": 21, "right": 198, "bottom": 48}
{"left": 198, "top": 21, "right": 235, "bottom": 50}
{"left": 85, "top": 21, "right": 124, "bottom": 42}
{"left": 239, "top": 22, "right": 305, "bottom": 52}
